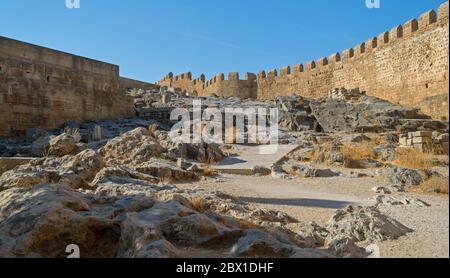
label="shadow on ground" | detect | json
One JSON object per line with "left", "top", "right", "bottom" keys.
{"left": 219, "top": 157, "right": 248, "bottom": 166}
{"left": 239, "top": 197, "right": 353, "bottom": 209}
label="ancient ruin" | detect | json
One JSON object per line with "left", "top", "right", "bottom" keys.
{"left": 157, "top": 1, "right": 449, "bottom": 120}
{"left": 0, "top": 1, "right": 449, "bottom": 260}
{"left": 0, "top": 36, "right": 157, "bottom": 137}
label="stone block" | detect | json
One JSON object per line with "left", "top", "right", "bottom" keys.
{"left": 412, "top": 137, "right": 432, "bottom": 144}
{"left": 399, "top": 137, "right": 408, "bottom": 146}
{"left": 406, "top": 139, "right": 413, "bottom": 146}
{"left": 411, "top": 131, "right": 432, "bottom": 138}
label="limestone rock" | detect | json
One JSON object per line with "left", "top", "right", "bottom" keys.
{"left": 310, "top": 91, "right": 426, "bottom": 133}
{"left": 0, "top": 150, "right": 104, "bottom": 190}
{"left": 371, "top": 195, "right": 431, "bottom": 207}
{"left": 0, "top": 184, "right": 120, "bottom": 258}
{"left": 0, "top": 162, "right": 59, "bottom": 191}
{"left": 31, "top": 135, "right": 53, "bottom": 157}
{"left": 56, "top": 149, "right": 104, "bottom": 188}
{"left": 0, "top": 157, "right": 34, "bottom": 176}
{"left": 48, "top": 133, "right": 77, "bottom": 156}
{"left": 100, "top": 128, "right": 165, "bottom": 166}
{"left": 270, "top": 164, "right": 291, "bottom": 180}
{"left": 126, "top": 239, "right": 180, "bottom": 258}
{"left": 275, "top": 96, "right": 316, "bottom": 131}
{"left": 249, "top": 209, "right": 298, "bottom": 224}
{"left": 132, "top": 158, "right": 197, "bottom": 182}
{"left": 371, "top": 186, "right": 392, "bottom": 194}
{"left": 159, "top": 213, "right": 227, "bottom": 247}
{"left": 91, "top": 165, "right": 160, "bottom": 187}
{"left": 327, "top": 236, "right": 368, "bottom": 258}
{"left": 374, "top": 144, "right": 396, "bottom": 161}
{"left": 326, "top": 205, "right": 412, "bottom": 243}
{"left": 282, "top": 162, "right": 341, "bottom": 178}
{"left": 295, "top": 222, "right": 329, "bottom": 248}
{"left": 251, "top": 166, "right": 272, "bottom": 176}
{"left": 0, "top": 181, "right": 335, "bottom": 258}
{"left": 232, "top": 230, "right": 329, "bottom": 258}
{"left": 197, "top": 143, "right": 224, "bottom": 164}
{"left": 380, "top": 167, "right": 423, "bottom": 186}
{"left": 160, "top": 136, "right": 224, "bottom": 164}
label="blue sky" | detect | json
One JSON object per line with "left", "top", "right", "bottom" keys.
{"left": 0, "top": 0, "right": 445, "bottom": 82}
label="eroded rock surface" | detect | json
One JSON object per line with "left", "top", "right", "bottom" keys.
{"left": 0, "top": 183, "right": 329, "bottom": 258}
{"left": 326, "top": 205, "right": 412, "bottom": 243}
{"left": 0, "top": 150, "right": 104, "bottom": 191}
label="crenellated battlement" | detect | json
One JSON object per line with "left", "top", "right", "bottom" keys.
{"left": 255, "top": 1, "right": 447, "bottom": 81}
{"left": 255, "top": 1, "right": 448, "bottom": 118}
{"left": 156, "top": 1, "right": 449, "bottom": 119}
{"left": 157, "top": 70, "right": 257, "bottom": 98}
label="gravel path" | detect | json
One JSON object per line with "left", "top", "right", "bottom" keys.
{"left": 377, "top": 193, "right": 449, "bottom": 258}
{"left": 177, "top": 174, "right": 449, "bottom": 258}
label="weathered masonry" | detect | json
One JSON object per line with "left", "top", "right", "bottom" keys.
{"left": 0, "top": 36, "right": 157, "bottom": 137}
{"left": 157, "top": 1, "right": 449, "bottom": 120}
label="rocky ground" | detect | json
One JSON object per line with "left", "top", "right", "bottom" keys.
{"left": 180, "top": 174, "right": 449, "bottom": 258}
{"left": 0, "top": 87, "right": 448, "bottom": 258}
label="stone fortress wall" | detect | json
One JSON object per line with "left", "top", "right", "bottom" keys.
{"left": 158, "top": 71, "right": 257, "bottom": 99}
{"left": 0, "top": 36, "right": 155, "bottom": 137}
{"left": 157, "top": 1, "right": 449, "bottom": 119}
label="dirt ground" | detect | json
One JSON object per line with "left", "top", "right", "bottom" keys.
{"left": 177, "top": 174, "right": 449, "bottom": 258}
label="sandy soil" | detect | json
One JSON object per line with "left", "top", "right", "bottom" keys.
{"left": 176, "top": 174, "right": 449, "bottom": 258}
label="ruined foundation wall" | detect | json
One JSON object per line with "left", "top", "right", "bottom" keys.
{"left": 157, "top": 1, "right": 449, "bottom": 119}
{"left": 0, "top": 36, "right": 136, "bottom": 137}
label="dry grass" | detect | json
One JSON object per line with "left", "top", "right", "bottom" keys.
{"left": 307, "top": 141, "right": 380, "bottom": 168}
{"left": 409, "top": 177, "right": 449, "bottom": 195}
{"left": 148, "top": 124, "right": 159, "bottom": 134}
{"left": 308, "top": 142, "right": 333, "bottom": 164}
{"left": 341, "top": 142, "right": 378, "bottom": 169}
{"left": 393, "top": 148, "right": 439, "bottom": 169}
{"left": 341, "top": 142, "right": 377, "bottom": 160}
{"left": 200, "top": 164, "right": 217, "bottom": 177}
{"left": 238, "top": 219, "right": 259, "bottom": 229}
{"left": 188, "top": 196, "right": 208, "bottom": 212}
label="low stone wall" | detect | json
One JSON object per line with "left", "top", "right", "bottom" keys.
{"left": 399, "top": 131, "right": 449, "bottom": 154}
